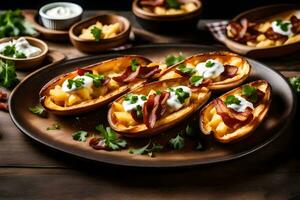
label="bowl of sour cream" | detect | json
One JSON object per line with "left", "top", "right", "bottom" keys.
{"left": 39, "top": 2, "right": 83, "bottom": 30}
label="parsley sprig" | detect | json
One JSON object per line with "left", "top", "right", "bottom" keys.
{"left": 84, "top": 72, "right": 105, "bottom": 87}
{"left": 224, "top": 95, "right": 241, "bottom": 105}
{"left": 28, "top": 105, "right": 47, "bottom": 118}
{"left": 72, "top": 130, "right": 88, "bottom": 142}
{"left": 91, "top": 26, "right": 102, "bottom": 41}
{"left": 205, "top": 60, "right": 215, "bottom": 68}
{"left": 289, "top": 76, "right": 300, "bottom": 93}
{"left": 242, "top": 85, "right": 258, "bottom": 102}
{"left": 169, "top": 133, "right": 185, "bottom": 150}
{"left": 0, "top": 60, "right": 18, "bottom": 88}
{"left": 1, "top": 45, "right": 27, "bottom": 58}
{"left": 177, "top": 64, "right": 196, "bottom": 75}
{"left": 67, "top": 78, "right": 85, "bottom": 90}
{"left": 129, "top": 140, "right": 163, "bottom": 157}
{"left": 275, "top": 19, "right": 291, "bottom": 32}
{"left": 189, "top": 75, "right": 203, "bottom": 86}
{"left": 95, "top": 125, "right": 127, "bottom": 150}
{"left": 130, "top": 59, "right": 139, "bottom": 71}
{"left": 175, "top": 87, "right": 190, "bottom": 103}
{"left": 165, "top": 53, "right": 185, "bottom": 67}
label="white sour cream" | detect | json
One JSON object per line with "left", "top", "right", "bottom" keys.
{"left": 271, "top": 20, "right": 293, "bottom": 36}
{"left": 167, "top": 86, "right": 191, "bottom": 112}
{"left": 62, "top": 75, "right": 93, "bottom": 93}
{"left": 195, "top": 59, "right": 225, "bottom": 79}
{"left": 0, "top": 37, "right": 42, "bottom": 58}
{"left": 46, "top": 6, "right": 76, "bottom": 19}
{"left": 122, "top": 95, "right": 147, "bottom": 112}
{"left": 227, "top": 95, "right": 254, "bottom": 113}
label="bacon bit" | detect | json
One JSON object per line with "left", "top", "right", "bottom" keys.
{"left": 140, "top": 0, "right": 164, "bottom": 7}
{"left": 214, "top": 98, "right": 253, "bottom": 129}
{"left": 0, "top": 102, "right": 8, "bottom": 112}
{"left": 265, "top": 27, "right": 288, "bottom": 41}
{"left": 143, "top": 91, "right": 170, "bottom": 129}
{"left": 0, "top": 90, "right": 7, "bottom": 101}
{"left": 227, "top": 19, "right": 259, "bottom": 43}
{"left": 76, "top": 68, "right": 93, "bottom": 76}
{"left": 291, "top": 15, "right": 300, "bottom": 34}
{"left": 221, "top": 65, "right": 238, "bottom": 78}
{"left": 89, "top": 138, "right": 106, "bottom": 150}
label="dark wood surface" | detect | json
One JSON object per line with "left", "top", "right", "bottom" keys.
{"left": 1, "top": 11, "right": 300, "bottom": 200}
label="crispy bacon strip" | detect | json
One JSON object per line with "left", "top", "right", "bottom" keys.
{"left": 143, "top": 91, "right": 170, "bottom": 129}
{"left": 0, "top": 102, "right": 8, "bottom": 112}
{"left": 76, "top": 68, "right": 93, "bottom": 76}
{"left": 227, "top": 19, "right": 259, "bottom": 43}
{"left": 138, "top": 65, "right": 161, "bottom": 79}
{"left": 140, "top": 0, "right": 164, "bottom": 6}
{"left": 214, "top": 98, "right": 253, "bottom": 129}
{"left": 222, "top": 65, "right": 238, "bottom": 78}
{"left": 291, "top": 15, "right": 300, "bottom": 34}
{"left": 265, "top": 27, "right": 288, "bottom": 41}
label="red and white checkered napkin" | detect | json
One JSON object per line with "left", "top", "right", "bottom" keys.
{"left": 206, "top": 20, "right": 229, "bottom": 43}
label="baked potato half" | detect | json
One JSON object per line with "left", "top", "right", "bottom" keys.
{"left": 40, "top": 55, "right": 159, "bottom": 115}
{"left": 108, "top": 77, "right": 211, "bottom": 137}
{"left": 199, "top": 80, "right": 271, "bottom": 143}
{"left": 159, "top": 51, "right": 251, "bottom": 90}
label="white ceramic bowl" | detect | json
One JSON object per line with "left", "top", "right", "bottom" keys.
{"left": 39, "top": 2, "right": 83, "bottom": 30}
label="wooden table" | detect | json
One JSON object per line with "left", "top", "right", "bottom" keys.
{"left": 1, "top": 11, "right": 300, "bottom": 200}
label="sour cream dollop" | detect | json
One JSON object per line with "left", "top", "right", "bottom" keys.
{"left": 195, "top": 59, "right": 225, "bottom": 79}
{"left": 271, "top": 20, "right": 293, "bottom": 36}
{"left": 62, "top": 75, "right": 93, "bottom": 93}
{"left": 227, "top": 95, "right": 254, "bottom": 113}
{"left": 46, "top": 6, "right": 76, "bottom": 19}
{"left": 122, "top": 95, "right": 147, "bottom": 112}
{"left": 167, "top": 86, "right": 191, "bottom": 112}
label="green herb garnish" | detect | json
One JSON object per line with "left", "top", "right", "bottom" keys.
{"left": 84, "top": 72, "right": 105, "bottom": 87}
{"left": 165, "top": 0, "right": 181, "bottom": 9}
{"left": 189, "top": 75, "right": 203, "bottom": 86}
{"left": 175, "top": 87, "right": 190, "bottom": 103}
{"left": 156, "top": 90, "right": 161, "bottom": 95}
{"left": 2, "top": 45, "right": 16, "bottom": 57}
{"left": 67, "top": 78, "right": 85, "bottom": 90}
{"left": 169, "top": 133, "right": 185, "bottom": 150}
{"left": 95, "top": 124, "right": 127, "bottom": 150}
{"left": 0, "top": 60, "right": 18, "bottom": 88}
{"left": 224, "top": 95, "right": 241, "bottom": 105}
{"left": 275, "top": 19, "right": 291, "bottom": 32}
{"left": 91, "top": 26, "right": 102, "bottom": 41}
{"left": 124, "top": 93, "right": 139, "bottom": 104}
{"left": 0, "top": 9, "right": 36, "bottom": 38}
{"left": 46, "top": 123, "right": 61, "bottom": 130}
{"left": 136, "top": 105, "right": 143, "bottom": 118}
{"left": 129, "top": 140, "right": 163, "bottom": 157}
{"left": 28, "top": 105, "right": 47, "bottom": 117}
{"left": 289, "top": 76, "right": 300, "bottom": 93}
{"left": 15, "top": 51, "right": 26, "bottom": 58}
{"left": 165, "top": 53, "right": 185, "bottom": 67}
{"left": 242, "top": 85, "right": 258, "bottom": 102}
{"left": 72, "top": 130, "right": 88, "bottom": 142}
{"left": 177, "top": 64, "right": 196, "bottom": 75}
{"left": 205, "top": 60, "right": 215, "bottom": 68}
{"left": 130, "top": 59, "right": 139, "bottom": 71}
{"left": 185, "top": 124, "right": 195, "bottom": 137}
{"left": 141, "top": 95, "right": 147, "bottom": 101}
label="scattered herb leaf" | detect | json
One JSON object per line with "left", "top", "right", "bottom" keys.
{"left": 130, "top": 59, "right": 139, "bottom": 71}
{"left": 224, "top": 95, "right": 241, "bottom": 105}
{"left": 169, "top": 133, "right": 185, "bottom": 150}
{"left": 205, "top": 60, "right": 215, "bottom": 68}
{"left": 177, "top": 64, "right": 196, "bottom": 75}
{"left": 72, "top": 131, "right": 88, "bottom": 142}
{"left": 91, "top": 26, "right": 102, "bottom": 41}
{"left": 289, "top": 77, "right": 300, "bottom": 93}
{"left": 28, "top": 105, "right": 47, "bottom": 117}
{"left": 189, "top": 75, "right": 203, "bottom": 86}
{"left": 165, "top": 53, "right": 185, "bottom": 67}
{"left": 46, "top": 123, "right": 61, "bottom": 130}
{"left": 129, "top": 140, "right": 163, "bottom": 157}
{"left": 0, "top": 60, "right": 18, "bottom": 88}
{"left": 242, "top": 85, "right": 258, "bottom": 102}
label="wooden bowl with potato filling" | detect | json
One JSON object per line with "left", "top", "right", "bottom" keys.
{"left": 200, "top": 80, "right": 271, "bottom": 143}
{"left": 159, "top": 51, "right": 251, "bottom": 90}
{"left": 223, "top": 4, "right": 300, "bottom": 57}
{"left": 40, "top": 55, "right": 153, "bottom": 115}
{"left": 108, "top": 77, "right": 211, "bottom": 137}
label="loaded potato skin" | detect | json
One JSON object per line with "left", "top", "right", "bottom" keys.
{"left": 108, "top": 77, "right": 211, "bottom": 137}
{"left": 199, "top": 80, "right": 271, "bottom": 143}
{"left": 159, "top": 51, "right": 251, "bottom": 91}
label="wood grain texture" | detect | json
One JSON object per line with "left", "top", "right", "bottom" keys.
{"left": 0, "top": 10, "right": 300, "bottom": 200}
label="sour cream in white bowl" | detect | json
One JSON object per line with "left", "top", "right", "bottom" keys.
{"left": 39, "top": 2, "right": 83, "bottom": 30}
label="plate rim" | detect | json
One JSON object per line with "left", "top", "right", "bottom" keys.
{"left": 8, "top": 44, "right": 297, "bottom": 168}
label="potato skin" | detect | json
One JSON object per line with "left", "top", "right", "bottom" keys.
{"left": 199, "top": 80, "right": 271, "bottom": 143}
{"left": 108, "top": 77, "right": 211, "bottom": 138}
{"left": 39, "top": 55, "right": 152, "bottom": 115}
{"left": 159, "top": 51, "right": 251, "bottom": 91}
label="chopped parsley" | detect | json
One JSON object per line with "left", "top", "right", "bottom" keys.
{"left": 289, "top": 76, "right": 300, "bottom": 93}
{"left": 189, "top": 75, "right": 203, "bottom": 86}
{"left": 165, "top": 0, "right": 181, "bottom": 9}
{"left": 165, "top": 53, "right": 185, "bottom": 67}
{"left": 156, "top": 90, "right": 162, "bottom": 95}
{"left": 175, "top": 87, "right": 190, "bottom": 103}
{"left": 67, "top": 78, "right": 85, "bottom": 90}
{"left": 46, "top": 123, "right": 61, "bottom": 130}
{"left": 136, "top": 105, "right": 143, "bottom": 118}
{"left": 275, "top": 19, "right": 291, "bottom": 32}
{"left": 84, "top": 72, "right": 105, "bottom": 87}
{"left": 28, "top": 105, "right": 47, "bottom": 118}
{"left": 130, "top": 59, "right": 139, "bottom": 71}
{"left": 224, "top": 95, "right": 241, "bottom": 105}
{"left": 0, "top": 60, "right": 19, "bottom": 88}
{"left": 141, "top": 95, "right": 147, "bottom": 101}
{"left": 169, "top": 133, "right": 185, "bottom": 150}
{"left": 72, "top": 130, "right": 88, "bottom": 142}
{"left": 242, "top": 85, "right": 258, "bottom": 102}
{"left": 129, "top": 140, "right": 163, "bottom": 157}
{"left": 95, "top": 124, "right": 127, "bottom": 150}
{"left": 177, "top": 64, "right": 196, "bottom": 75}
{"left": 91, "top": 26, "right": 102, "bottom": 41}
{"left": 124, "top": 93, "right": 139, "bottom": 104}
{"left": 205, "top": 60, "right": 215, "bottom": 68}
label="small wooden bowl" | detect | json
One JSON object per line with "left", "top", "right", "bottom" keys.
{"left": 223, "top": 4, "right": 300, "bottom": 58}
{"left": 132, "top": 0, "right": 202, "bottom": 32}
{"left": 69, "top": 14, "right": 131, "bottom": 53}
{"left": 0, "top": 37, "right": 48, "bottom": 70}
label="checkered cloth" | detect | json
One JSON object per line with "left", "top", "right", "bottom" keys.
{"left": 206, "top": 20, "right": 229, "bottom": 42}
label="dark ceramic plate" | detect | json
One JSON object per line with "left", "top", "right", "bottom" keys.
{"left": 9, "top": 44, "right": 296, "bottom": 167}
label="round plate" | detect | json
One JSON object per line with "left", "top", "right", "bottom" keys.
{"left": 9, "top": 44, "right": 296, "bottom": 167}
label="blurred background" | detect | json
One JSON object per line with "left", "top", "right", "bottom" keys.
{"left": 2, "top": 0, "right": 299, "bottom": 18}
